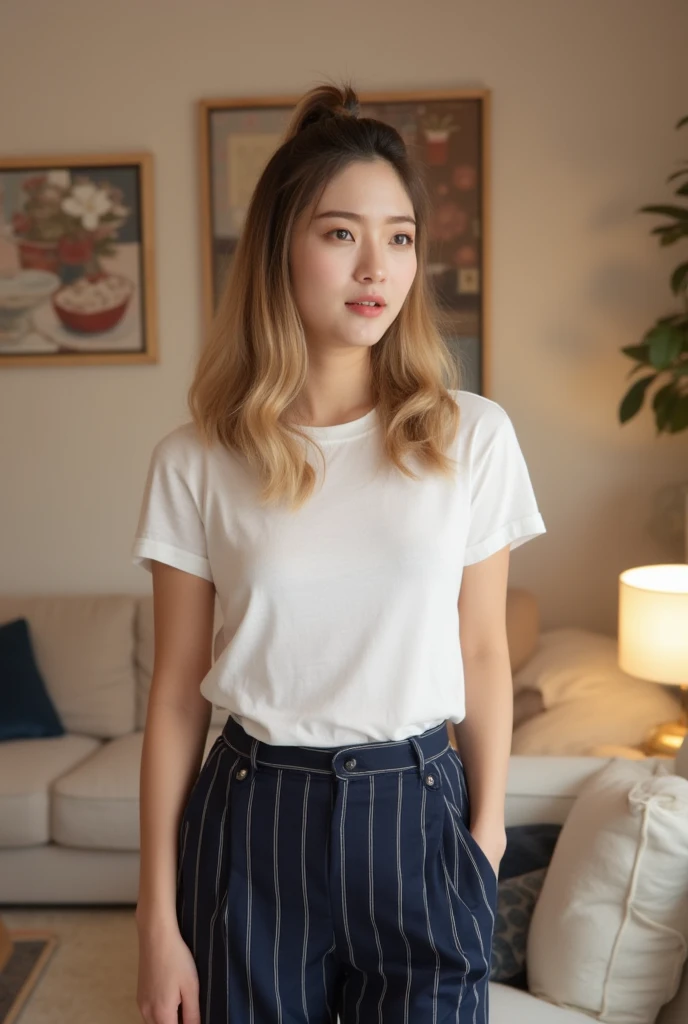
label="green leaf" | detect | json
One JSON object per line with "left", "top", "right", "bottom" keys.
{"left": 671, "top": 262, "right": 688, "bottom": 295}
{"left": 652, "top": 382, "right": 679, "bottom": 431}
{"left": 668, "top": 394, "right": 688, "bottom": 432}
{"left": 639, "top": 204, "right": 688, "bottom": 220}
{"left": 621, "top": 343, "right": 650, "bottom": 362}
{"left": 619, "top": 374, "right": 656, "bottom": 423}
{"left": 671, "top": 362, "right": 688, "bottom": 378}
{"left": 660, "top": 226, "right": 688, "bottom": 246}
{"left": 657, "top": 314, "right": 682, "bottom": 326}
{"left": 646, "top": 325, "right": 684, "bottom": 369}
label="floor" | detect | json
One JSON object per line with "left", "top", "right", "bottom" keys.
{"left": 1, "top": 908, "right": 139, "bottom": 1024}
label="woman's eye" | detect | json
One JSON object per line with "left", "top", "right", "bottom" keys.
{"left": 328, "top": 229, "right": 414, "bottom": 245}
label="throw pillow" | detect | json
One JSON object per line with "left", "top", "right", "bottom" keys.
{"left": 490, "top": 823, "right": 562, "bottom": 988}
{"left": 527, "top": 758, "right": 688, "bottom": 1024}
{"left": 511, "top": 628, "right": 682, "bottom": 755}
{"left": 0, "top": 618, "right": 64, "bottom": 741}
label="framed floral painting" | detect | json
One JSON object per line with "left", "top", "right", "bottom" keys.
{"left": 199, "top": 89, "right": 490, "bottom": 394}
{"left": 0, "top": 152, "right": 157, "bottom": 367}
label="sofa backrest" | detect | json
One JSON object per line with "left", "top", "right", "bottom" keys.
{"left": 0, "top": 594, "right": 137, "bottom": 738}
{"left": 506, "top": 752, "right": 688, "bottom": 1024}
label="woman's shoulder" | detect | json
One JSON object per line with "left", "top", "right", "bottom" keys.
{"left": 148, "top": 420, "right": 208, "bottom": 468}
{"left": 448, "top": 389, "right": 511, "bottom": 441}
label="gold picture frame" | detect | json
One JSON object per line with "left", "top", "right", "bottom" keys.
{"left": 0, "top": 151, "right": 158, "bottom": 367}
{"left": 198, "top": 88, "right": 491, "bottom": 395}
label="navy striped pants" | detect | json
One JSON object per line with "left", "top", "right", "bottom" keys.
{"left": 176, "top": 716, "right": 497, "bottom": 1023}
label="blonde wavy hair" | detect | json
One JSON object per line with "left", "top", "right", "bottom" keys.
{"left": 188, "top": 80, "right": 463, "bottom": 512}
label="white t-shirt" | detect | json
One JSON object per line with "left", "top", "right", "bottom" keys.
{"left": 131, "top": 390, "right": 546, "bottom": 746}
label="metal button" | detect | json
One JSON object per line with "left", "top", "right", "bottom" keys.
{"left": 425, "top": 774, "right": 435, "bottom": 787}
{"left": 344, "top": 758, "right": 357, "bottom": 771}
{"left": 236, "top": 768, "right": 248, "bottom": 780}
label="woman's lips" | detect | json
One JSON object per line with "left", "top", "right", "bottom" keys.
{"left": 345, "top": 302, "right": 386, "bottom": 317}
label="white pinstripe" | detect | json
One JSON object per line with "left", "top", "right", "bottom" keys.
{"left": 273, "top": 769, "right": 284, "bottom": 1024}
{"left": 323, "top": 940, "right": 337, "bottom": 1023}
{"left": 368, "top": 775, "right": 387, "bottom": 1024}
{"left": 439, "top": 843, "right": 469, "bottom": 1022}
{"left": 441, "top": 797, "right": 491, "bottom": 1024}
{"left": 178, "top": 819, "right": 189, "bottom": 925}
{"left": 301, "top": 775, "right": 311, "bottom": 1023}
{"left": 205, "top": 754, "right": 240, "bottom": 1024}
{"left": 443, "top": 796, "right": 495, "bottom": 928}
{"left": 444, "top": 753, "right": 465, "bottom": 815}
{"left": 396, "top": 772, "right": 412, "bottom": 1024}
{"left": 439, "top": 765, "right": 461, "bottom": 888}
{"left": 419, "top": 784, "right": 441, "bottom": 1024}
{"left": 246, "top": 771, "right": 257, "bottom": 1024}
{"left": 192, "top": 743, "right": 224, "bottom": 958}
{"left": 339, "top": 779, "right": 367, "bottom": 1023}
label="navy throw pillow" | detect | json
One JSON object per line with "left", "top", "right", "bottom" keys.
{"left": 490, "top": 823, "right": 562, "bottom": 989}
{"left": 0, "top": 617, "right": 65, "bottom": 741}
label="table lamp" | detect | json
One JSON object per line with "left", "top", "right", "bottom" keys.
{"left": 618, "top": 564, "right": 688, "bottom": 756}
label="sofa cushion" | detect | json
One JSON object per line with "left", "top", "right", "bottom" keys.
{"left": 0, "top": 734, "right": 101, "bottom": 847}
{"left": 490, "top": 981, "right": 596, "bottom": 1022}
{"left": 0, "top": 595, "right": 137, "bottom": 738}
{"left": 527, "top": 758, "right": 688, "bottom": 1024}
{"left": 0, "top": 617, "right": 65, "bottom": 741}
{"left": 52, "top": 726, "right": 224, "bottom": 851}
{"left": 135, "top": 595, "right": 227, "bottom": 730}
{"left": 512, "top": 628, "right": 682, "bottom": 755}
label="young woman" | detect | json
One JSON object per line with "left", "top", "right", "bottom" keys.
{"left": 132, "top": 82, "right": 546, "bottom": 1024}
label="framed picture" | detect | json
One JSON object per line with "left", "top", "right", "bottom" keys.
{"left": 199, "top": 89, "right": 490, "bottom": 395}
{"left": 0, "top": 152, "right": 157, "bottom": 367}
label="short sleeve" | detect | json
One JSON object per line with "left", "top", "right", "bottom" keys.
{"left": 463, "top": 406, "right": 546, "bottom": 566}
{"left": 131, "top": 431, "right": 213, "bottom": 582}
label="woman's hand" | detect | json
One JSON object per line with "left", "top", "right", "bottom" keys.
{"left": 470, "top": 822, "right": 507, "bottom": 880}
{"left": 136, "top": 919, "right": 201, "bottom": 1024}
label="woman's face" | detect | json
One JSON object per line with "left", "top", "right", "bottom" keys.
{"left": 289, "top": 159, "right": 418, "bottom": 352}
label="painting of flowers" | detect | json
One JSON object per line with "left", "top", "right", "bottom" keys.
{"left": 199, "top": 90, "right": 489, "bottom": 394}
{"left": 0, "top": 152, "right": 157, "bottom": 366}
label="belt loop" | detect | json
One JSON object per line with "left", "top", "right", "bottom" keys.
{"left": 409, "top": 736, "right": 425, "bottom": 777}
{"left": 250, "top": 738, "right": 259, "bottom": 772}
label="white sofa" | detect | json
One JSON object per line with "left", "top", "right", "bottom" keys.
{"left": 1, "top": 592, "right": 687, "bottom": 1023}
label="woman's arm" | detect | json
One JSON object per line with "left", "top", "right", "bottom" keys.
{"left": 452, "top": 543, "right": 513, "bottom": 872}
{"left": 136, "top": 561, "right": 216, "bottom": 932}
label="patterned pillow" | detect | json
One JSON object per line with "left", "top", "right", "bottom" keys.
{"left": 490, "top": 824, "right": 562, "bottom": 988}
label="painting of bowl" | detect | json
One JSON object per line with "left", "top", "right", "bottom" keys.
{"left": 0, "top": 269, "right": 61, "bottom": 344}
{"left": 52, "top": 273, "right": 134, "bottom": 334}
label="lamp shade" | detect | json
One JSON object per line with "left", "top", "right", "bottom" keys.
{"left": 618, "top": 564, "right": 688, "bottom": 684}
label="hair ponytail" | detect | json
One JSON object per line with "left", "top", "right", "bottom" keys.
{"left": 283, "top": 82, "right": 361, "bottom": 141}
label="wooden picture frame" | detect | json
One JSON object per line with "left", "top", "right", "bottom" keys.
{"left": 0, "top": 152, "right": 157, "bottom": 367}
{"left": 198, "top": 89, "right": 490, "bottom": 395}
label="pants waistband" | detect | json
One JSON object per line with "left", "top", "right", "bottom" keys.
{"left": 220, "top": 716, "right": 452, "bottom": 779}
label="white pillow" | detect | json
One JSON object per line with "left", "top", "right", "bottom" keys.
{"left": 527, "top": 758, "right": 688, "bottom": 1024}
{"left": 511, "top": 628, "right": 682, "bottom": 755}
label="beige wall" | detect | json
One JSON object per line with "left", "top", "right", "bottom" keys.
{"left": 1, "top": 0, "right": 687, "bottom": 635}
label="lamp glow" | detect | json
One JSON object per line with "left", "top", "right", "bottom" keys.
{"left": 618, "top": 564, "right": 688, "bottom": 755}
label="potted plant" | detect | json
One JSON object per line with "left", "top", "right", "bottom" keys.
{"left": 619, "top": 116, "right": 688, "bottom": 435}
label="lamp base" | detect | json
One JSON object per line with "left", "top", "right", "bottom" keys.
{"left": 643, "top": 719, "right": 688, "bottom": 757}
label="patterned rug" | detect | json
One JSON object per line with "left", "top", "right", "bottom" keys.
{"left": 0, "top": 909, "right": 138, "bottom": 1024}
{"left": 0, "top": 930, "right": 57, "bottom": 1024}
